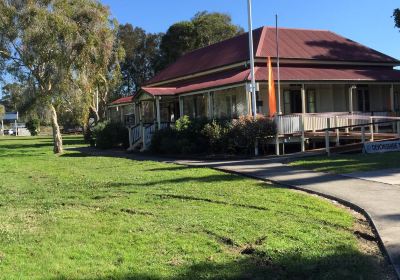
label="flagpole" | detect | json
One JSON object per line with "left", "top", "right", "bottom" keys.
{"left": 247, "top": 0, "right": 258, "bottom": 156}
{"left": 247, "top": 0, "right": 257, "bottom": 119}
{"left": 276, "top": 14, "right": 282, "bottom": 115}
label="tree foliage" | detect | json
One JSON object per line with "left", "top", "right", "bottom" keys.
{"left": 0, "top": 0, "right": 120, "bottom": 153}
{"left": 118, "top": 24, "right": 161, "bottom": 94}
{"left": 394, "top": 9, "right": 400, "bottom": 29}
{"left": 159, "top": 11, "right": 243, "bottom": 68}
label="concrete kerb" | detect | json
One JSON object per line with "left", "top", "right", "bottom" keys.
{"left": 168, "top": 160, "right": 400, "bottom": 279}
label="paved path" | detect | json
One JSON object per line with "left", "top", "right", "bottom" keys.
{"left": 346, "top": 168, "right": 400, "bottom": 186}
{"left": 168, "top": 157, "right": 400, "bottom": 277}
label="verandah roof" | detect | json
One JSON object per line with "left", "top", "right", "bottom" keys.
{"left": 140, "top": 66, "right": 400, "bottom": 97}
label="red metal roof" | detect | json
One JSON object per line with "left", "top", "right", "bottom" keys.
{"left": 141, "top": 66, "right": 400, "bottom": 97}
{"left": 145, "top": 28, "right": 263, "bottom": 85}
{"left": 110, "top": 95, "right": 134, "bottom": 105}
{"left": 146, "top": 26, "right": 399, "bottom": 85}
{"left": 258, "top": 27, "right": 398, "bottom": 63}
{"left": 142, "top": 68, "right": 250, "bottom": 96}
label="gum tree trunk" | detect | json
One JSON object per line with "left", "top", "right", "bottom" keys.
{"left": 50, "top": 104, "right": 63, "bottom": 154}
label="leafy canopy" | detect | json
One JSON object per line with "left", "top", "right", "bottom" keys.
{"left": 117, "top": 24, "right": 161, "bottom": 94}
{"left": 0, "top": 0, "right": 119, "bottom": 152}
{"left": 394, "top": 9, "right": 400, "bottom": 29}
{"left": 159, "top": 11, "right": 243, "bottom": 68}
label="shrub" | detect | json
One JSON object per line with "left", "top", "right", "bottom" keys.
{"left": 231, "top": 115, "right": 277, "bottom": 153}
{"left": 201, "top": 120, "right": 232, "bottom": 153}
{"left": 25, "top": 119, "right": 40, "bottom": 136}
{"left": 92, "top": 121, "right": 129, "bottom": 149}
{"left": 175, "top": 115, "right": 191, "bottom": 132}
{"left": 150, "top": 115, "right": 277, "bottom": 155}
{"left": 151, "top": 116, "right": 208, "bottom": 154}
{"left": 150, "top": 128, "right": 180, "bottom": 154}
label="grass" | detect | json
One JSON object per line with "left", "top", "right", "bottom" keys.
{"left": 0, "top": 136, "right": 391, "bottom": 279}
{"left": 289, "top": 152, "right": 400, "bottom": 174}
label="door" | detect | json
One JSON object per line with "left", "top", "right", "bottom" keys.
{"left": 284, "top": 90, "right": 302, "bottom": 114}
{"left": 357, "top": 87, "right": 370, "bottom": 112}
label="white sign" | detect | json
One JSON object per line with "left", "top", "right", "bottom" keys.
{"left": 364, "top": 140, "right": 400, "bottom": 154}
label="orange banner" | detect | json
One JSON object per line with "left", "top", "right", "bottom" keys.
{"left": 268, "top": 56, "right": 277, "bottom": 117}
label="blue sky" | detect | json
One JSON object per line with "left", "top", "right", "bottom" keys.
{"left": 101, "top": 0, "right": 400, "bottom": 59}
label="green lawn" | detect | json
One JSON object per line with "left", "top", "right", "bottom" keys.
{"left": 289, "top": 152, "right": 400, "bottom": 174}
{"left": 0, "top": 136, "right": 391, "bottom": 279}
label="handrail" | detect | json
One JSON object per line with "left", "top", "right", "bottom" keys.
{"left": 322, "top": 119, "right": 400, "bottom": 131}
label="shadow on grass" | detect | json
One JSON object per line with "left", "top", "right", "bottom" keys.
{"left": 50, "top": 248, "right": 390, "bottom": 280}
{"left": 60, "top": 152, "right": 89, "bottom": 158}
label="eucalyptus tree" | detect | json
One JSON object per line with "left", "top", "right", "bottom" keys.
{"left": 118, "top": 24, "right": 161, "bottom": 94}
{"left": 0, "top": 0, "right": 119, "bottom": 153}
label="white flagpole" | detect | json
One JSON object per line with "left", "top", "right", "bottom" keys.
{"left": 276, "top": 14, "right": 282, "bottom": 115}
{"left": 247, "top": 0, "right": 258, "bottom": 156}
{"left": 247, "top": 0, "right": 257, "bottom": 119}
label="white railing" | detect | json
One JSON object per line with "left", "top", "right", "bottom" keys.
{"left": 275, "top": 114, "right": 300, "bottom": 134}
{"left": 159, "top": 122, "right": 172, "bottom": 130}
{"left": 275, "top": 111, "right": 397, "bottom": 135}
{"left": 131, "top": 124, "right": 142, "bottom": 145}
{"left": 143, "top": 123, "right": 156, "bottom": 149}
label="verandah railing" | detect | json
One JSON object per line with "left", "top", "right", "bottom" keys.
{"left": 275, "top": 112, "right": 399, "bottom": 135}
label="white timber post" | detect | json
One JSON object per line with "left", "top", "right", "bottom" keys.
{"left": 325, "top": 118, "right": 331, "bottom": 156}
{"left": 390, "top": 84, "right": 396, "bottom": 132}
{"left": 301, "top": 84, "right": 306, "bottom": 115}
{"left": 348, "top": 85, "right": 355, "bottom": 130}
{"left": 156, "top": 97, "right": 161, "bottom": 130}
{"left": 361, "top": 126, "right": 366, "bottom": 144}
{"left": 335, "top": 116, "right": 340, "bottom": 146}
{"left": 275, "top": 133, "right": 280, "bottom": 156}
{"left": 179, "top": 96, "right": 183, "bottom": 117}
{"left": 1, "top": 120, "right": 3, "bottom": 136}
{"left": 128, "top": 127, "right": 133, "bottom": 150}
{"left": 14, "top": 119, "right": 18, "bottom": 136}
{"left": 369, "top": 116, "right": 374, "bottom": 142}
{"left": 142, "top": 124, "right": 146, "bottom": 151}
{"left": 207, "top": 92, "right": 213, "bottom": 119}
{"left": 397, "top": 121, "right": 400, "bottom": 138}
{"left": 390, "top": 84, "right": 395, "bottom": 112}
{"left": 301, "top": 84, "right": 306, "bottom": 152}
{"left": 349, "top": 85, "right": 354, "bottom": 113}
{"left": 300, "top": 114, "right": 305, "bottom": 152}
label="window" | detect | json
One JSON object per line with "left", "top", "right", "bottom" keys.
{"left": 306, "top": 89, "right": 316, "bottom": 113}
{"left": 182, "top": 94, "right": 208, "bottom": 119}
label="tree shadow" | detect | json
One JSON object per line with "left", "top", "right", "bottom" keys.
{"left": 305, "top": 39, "right": 395, "bottom": 63}
{"left": 49, "top": 247, "right": 394, "bottom": 280}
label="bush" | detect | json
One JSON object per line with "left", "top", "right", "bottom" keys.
{"left": 151, "top": 128, "right": 180, "bottom": 154}
{"left": 25, "top": 119, "right": 40, "bottom": 136}
{"left": 92, "top": 121, "right": 129, "bottom": 149}
{"left": 151, "top": 116, "right": 208, "bottom": 154}
{"left": 201, "top": 120, "right": 232, "bottom": 153}
{"left": 150, "top": 115, "right": 277, "bottom": 155}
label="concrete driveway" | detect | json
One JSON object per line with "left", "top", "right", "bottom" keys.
{"left": 345, "top": 168, "right": 400, "bottom": 186}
